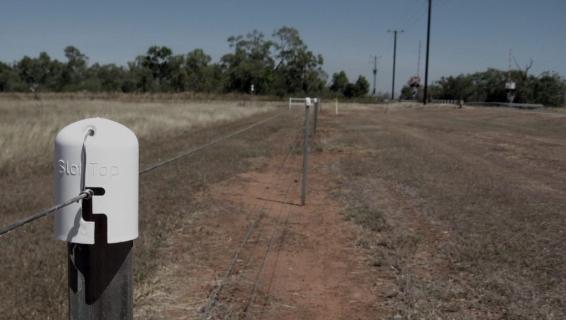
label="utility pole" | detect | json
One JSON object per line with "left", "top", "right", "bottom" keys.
{"left": 417, "top": 40, "right": 422, "bottom": 77}
{"left": 371, "top": 55, "right": 380, "bottom": 96}
{"left": 423, "top": 0, "right": 432, "bottom": 104}
{"left": 388, "top": 29, "right": 403, "bottom": 100}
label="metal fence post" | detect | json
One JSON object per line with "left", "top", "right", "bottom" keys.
{"left": 301, "top": 101, "right": 310, "bottom": 206}
{"left": 313, "top": 99, "right": 319, "bottom": 136}
{"left": 68, "top": 240, "right": 133, "bottom": 320}
{"left": 55, "top": 118, "right": 139, "bottom": 320}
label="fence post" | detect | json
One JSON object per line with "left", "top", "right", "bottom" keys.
{"left": 301, "top": 99, "right": 311, "bottom": 206}
{"left": 313, "top": 98, "right": 319, "bottom": 136}
{"left": 335, "top": 98, "right": 338, "bottom": 115}
{"left": 68, "top": 240, "right": 133, "bottom": 320}
{"left": 54, "top": 118, "right": 139, "bottom": 320}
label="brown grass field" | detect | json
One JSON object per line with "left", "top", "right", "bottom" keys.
{"left": 1, "top": 97, "right": 565, "bottom": 319}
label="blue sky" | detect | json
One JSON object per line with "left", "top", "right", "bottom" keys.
{"left": 1, "top": 0, "right": 564, "bottom": 94}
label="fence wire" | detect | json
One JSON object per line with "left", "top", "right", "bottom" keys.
{"left": 140, "top": 111, "right": 286, "bottom": 175}
{"left": 0, "top": 110, "right": 288, "bottom": 238}
{"left": 0, "top": 192, "right": 89, "bottom": 236}
{"left": 242, "top": 114, "right": 312, "bottom": 319}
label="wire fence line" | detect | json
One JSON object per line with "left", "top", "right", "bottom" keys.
{"left": 241, "top": 152, "right": 299, "bottom": 318}
{"left": 202, "top": 117, "right": 306, "bottom": 319}
{"left": 140, "top": 110, "right": 287, "bottom": 175}
{"left": 0, "top": 192, "right": 90, "bottom": 236}
{"left": 242, "top": 111, "right": 315, "bottom": 319}
{"left": 0, "top": 109, "right": 289, "bottom": 238}
{"left": 208, "top": 109, "right": 313, "bottom": 318}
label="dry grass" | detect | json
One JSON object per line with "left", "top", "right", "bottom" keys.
{"left": 323, "top": 104, "right": 566, "bottom": 319}
{"left": 0, "top": 97, "right": 275, "bottom": 175}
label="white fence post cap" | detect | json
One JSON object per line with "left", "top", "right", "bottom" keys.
{"left": 54, "top": 118, "right": 139, "bottom": 244}
{"left": 305, "top": 97, "right": 313, "bottom": 107}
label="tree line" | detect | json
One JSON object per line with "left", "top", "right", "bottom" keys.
{"left": 2, "top": 24, "right": 564, "bottom": 106}
{"left": 0, "top": 26, "right": 370, "bottom": 98}
{"left": 401, "top": 68, "right": 566, "bottom": 106}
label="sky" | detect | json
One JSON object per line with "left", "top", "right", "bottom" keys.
{"left": 1, "top": 0, "right": 565, "bottom": 94}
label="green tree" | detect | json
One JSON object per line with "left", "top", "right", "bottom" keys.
{"left": 84, "top": 63, "right": 130, "bottom": 92}
{"left": 221, "top": 30, "right": 274, "bottom": 94}
{"left": 167, "top": 54, "right": 188, "bottom": 92}
{"left": 429, "top": 68, "right": 565, "bottom": 106}
{"left": 0, "top": 62, "right": 23, "bottom": 91}
{"left": 353, "top": 75, "right": 369, "bottom": 97}
{"left": 531, "top": 72, "right": 566, "bottom": 106}
{"left": 61, "top": 46, "right": 88, "bottom": 90}
{"left": 329, "top": 71, "right": 349, "bottom": 95}
{"left": 185, "top": 49, "right": 212, "bottom": 92}
{"left": 16, "top": 52, "right": 63, "bottom": 91}
{"left": 272, "top": 26, "right": 324, "bottom": 95}
{"left": 141, "top": 46, "right": 174, "bottom": 91}
{"left": 129, "top": 56, "right": 153, "bottom": 92}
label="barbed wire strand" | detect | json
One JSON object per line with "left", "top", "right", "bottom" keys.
{"left": 0, "top": 109, "right": 289, "bottom": 238}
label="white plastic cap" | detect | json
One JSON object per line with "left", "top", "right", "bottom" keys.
{"left": 54, "top": 118, "right": 139, "bottom": 244}
{"left": 305, "top": 97, "right": 313, "bottom": 107}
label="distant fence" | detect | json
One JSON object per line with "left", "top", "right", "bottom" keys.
{"left": 430, "top": 99, "right": 460, "bottom": 105}
{"left": 398, "top": 99, "right": 461, "bottom": 105}
{"left": 464, "top": 101, "right": 544, "bottom": 109}
{"left": 399, "top": 99, "right": 545, "bottom": 109}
